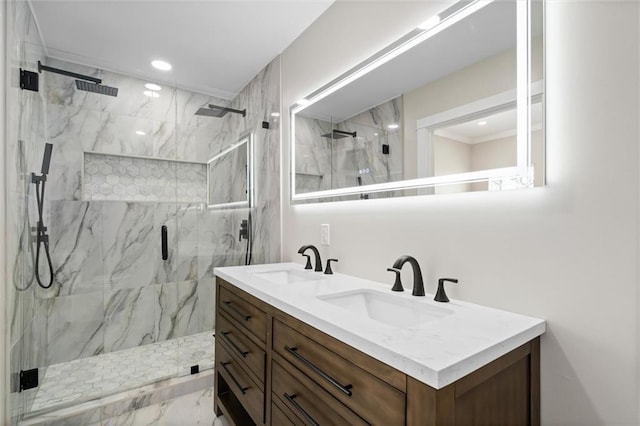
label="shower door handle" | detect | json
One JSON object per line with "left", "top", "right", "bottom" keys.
{"left": 161, "top": 225, "right": 168, "bottom": 260}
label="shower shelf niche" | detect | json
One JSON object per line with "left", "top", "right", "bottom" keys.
{"left": 83, "top": 152, "right": 207, "bottom": 203}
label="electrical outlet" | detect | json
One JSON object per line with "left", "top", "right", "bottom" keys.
{"left": 320, "top": 224, "right": 330, "bottom": 246}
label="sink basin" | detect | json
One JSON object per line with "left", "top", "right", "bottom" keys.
{"left": 253, "top": 269, "right": 325, "bottom": 285}
{"left": 318, "top": 289, "right": 453, "bottom": 328}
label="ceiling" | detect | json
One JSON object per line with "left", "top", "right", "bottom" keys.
{"left": 30, "top": 1, "right": 333, "bottom": 99}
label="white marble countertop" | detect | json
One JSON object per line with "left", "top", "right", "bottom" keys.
{"left": 214, "top": 262, "right": 545, "bottom": 389}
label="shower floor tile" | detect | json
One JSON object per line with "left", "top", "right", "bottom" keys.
{"left": 31, "top": 331, "right": 214, "bottom": 413}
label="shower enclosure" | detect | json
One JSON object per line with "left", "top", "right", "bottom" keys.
{"left": 6, "top": 3, "right": 281, "bottom": 423}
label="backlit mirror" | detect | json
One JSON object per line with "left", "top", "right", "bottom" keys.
{"left": 208, "top": 133, "right": 253, "bottom": 208}
{"left": 292, "top": 0, "right": 544, "bottom": 201}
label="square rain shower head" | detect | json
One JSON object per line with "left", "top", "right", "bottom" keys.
{"left": 75, "top": 80, "right": 118, "bottom": 97}
{"left": 195, "top": 106, "right": 228, "bottom": 117}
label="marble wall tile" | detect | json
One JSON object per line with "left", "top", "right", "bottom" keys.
{"left": 103, "top": 286, "right": 157, "bottom": 353}
{"left": 47, "top": 201, "right": 103, "bottom": 295}
{"left": 102, "top": 202, "right": 157, "bottom": 289}
{"left": 42, "top": 293, "right": 104, "bottom": 365}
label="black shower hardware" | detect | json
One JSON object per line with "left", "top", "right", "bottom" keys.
{"left": 321, "top": 129, "right": 357, "bottom": 139}
{"left": 298, "top": 245, "right": 322, "bottom": 272}
{"left": 32, "top": 143, "right": 54, "bottom": 289}
{"left": 195, "top": 104, "right": 246, "bottom": 118}
{"left": 324, "top": 259, "right": 338, "bottom": 275}
{"left": 20, "top": 69, "right": 39, "bottom": 92}
{"left": 387, "top": 255, "right": 425, "bottom": 296}
{"left": 161, "top": 225, "right": 168, "bottom": 261}
{"left": 239, "top": 220, "right": 249, "bottom": 241}
{"left": 37, "top": 61, "right": 119, "bottom": 97}
{"left": 434, "top": 278, "right": 458, "bottom": 303}
{"left": 356, "top": 176, "right": 369, "bottom": 200}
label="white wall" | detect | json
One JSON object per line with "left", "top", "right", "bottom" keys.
{"left": 281, "top": 2, "right": 639, "bottom": 425}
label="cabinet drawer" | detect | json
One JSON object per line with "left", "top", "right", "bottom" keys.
{"left": 216, "top": 341, "right": 264, "bottom": 425}
{"left": 273, "top": 320, "right": 405, "bottom": 426}
{"left": 217, "top": 311, "right": 266, "bottom": 386}
{"left": 271, "top": 399, "right": 296, "bottom": 426}
{"left": 272, "top": 359, "right": 369, "bottom": 426}
{"left": 219, "top": 284, "right": 267, "bottom": 343}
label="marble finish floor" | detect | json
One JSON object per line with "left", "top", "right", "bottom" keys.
{"left": 31, "top": 331, "right": 214, "bottom": 413}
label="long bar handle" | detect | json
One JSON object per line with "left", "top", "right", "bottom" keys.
{"left": 284, "top": 393, "right": 320, "bottom": 426}
{"left": 161, "top": 225, "right": 168, "bottom": 260}
{"left": 220, "top": 331, "right": 249, "bottom": 358}
{"left": 220, "top": 362, "right": 249, "bottom": 394}
{"left": 223, "top": 301, "right": 251, "bottom": 321}
{"left": 284, "top": 346, "right": 353, "bottom": 397}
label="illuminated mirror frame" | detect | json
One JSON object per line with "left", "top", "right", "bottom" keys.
{"left": 291, "top": 0, "right": 541, "bottom": 201}
{"left": 207, "top": 132, "right": 253, "bottom": 209}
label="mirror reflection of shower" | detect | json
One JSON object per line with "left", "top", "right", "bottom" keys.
{"left": 31, "top": 143, "right": 55, "bottom": 288}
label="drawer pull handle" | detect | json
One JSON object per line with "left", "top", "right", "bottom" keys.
{"left": 221, "top": 331, "right": 249, "bottom": 358}
{"left": 284, "top": 345, "right": 353, "bottom": 397}
{"left": 284, "top": 393, "right": 320, "bottom": 426}
{"left": 220, "top": 361, "right": 249, "bottom": 395}
{"left": 223, "top": 301, "right": 251, "bottom": 321}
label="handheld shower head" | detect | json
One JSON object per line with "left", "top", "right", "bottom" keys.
{"left": 41, "top": 143, "right": 53, "bottom": 175}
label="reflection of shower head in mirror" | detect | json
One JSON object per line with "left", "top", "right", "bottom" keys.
{"left": 321, "top": 129, "right": 357, "bottom": 139}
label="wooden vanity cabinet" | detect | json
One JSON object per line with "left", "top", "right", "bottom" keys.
{"left": 214, "top": 277, "right": 540, "bottom": 426}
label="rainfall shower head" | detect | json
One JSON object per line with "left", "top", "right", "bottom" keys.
{"left": 195, "top": 104, "right": 246, "bottom": 118}
{"left": 75, "top": 80, "right": 118, "bottom": 97}
{"left": 41, "top": 143, "right": 53, "bottom": 175}
{"left": 38, "top": 61, "right": 119, "bottom": 97}
{"left": 321, "top": 129, "right": 357, "bottom": 139}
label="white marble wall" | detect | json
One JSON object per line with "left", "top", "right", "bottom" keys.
{"left": 197, "top": 57, "right": 281, "bottom": 286}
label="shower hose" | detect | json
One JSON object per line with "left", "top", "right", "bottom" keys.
{"left": 33, "top": 175, "right": 54, "bottom": 289}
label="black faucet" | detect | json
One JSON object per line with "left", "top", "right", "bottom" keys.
{"left": 298, "top": 245, "right": 323, "bottom": 272}
{"left": 388, "top": 255, "right": 425, "bottom": 296}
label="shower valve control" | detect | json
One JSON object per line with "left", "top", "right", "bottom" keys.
{"left": 239, "top": 220, "right": 249, "bottom": 241}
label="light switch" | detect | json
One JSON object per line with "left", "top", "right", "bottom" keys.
{"left": 320, "top": 224, "right": 330, "bottom": 246}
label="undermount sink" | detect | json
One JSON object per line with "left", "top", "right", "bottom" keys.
{"left": 318, "top": 289, "right": 453, "bottom": 328}
{"left": 253, "top": 268, "right": 325, "bottom": 285}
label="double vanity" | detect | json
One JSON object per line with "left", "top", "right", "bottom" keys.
{"left": 213, "top": 262, "right": 545, "bottom": 425}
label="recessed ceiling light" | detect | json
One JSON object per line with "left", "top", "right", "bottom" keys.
{"left": 270, "top": 112, "right": 280, "bottom": 117}
{"left": 297, "top": 99, "right": 310, "bottom": 106}
{"left": 151, "top": 60, "right": 172, "bottom": 71}
{"left": 135, "top": 130, "right": 146, "bottom": 136}
{"left": 418, "top": 15, "right": 441, "bottom": 30}
{"left": 143, "top": 90, "right": 160, "bottom": 98}
{"left": 478, "top": 121, "right": 488, "bottom": 126}
{"left": 388, "top": 124, "right": 399, "bottom": 129}
{"left": 145, "top": 83, "right": 162, "bottom": 91}
{"left": 374, "top": 133, "right": 379, "bottom": 136}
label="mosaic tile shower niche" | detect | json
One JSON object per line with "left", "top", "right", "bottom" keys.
{"left": 83, "top": 152, "right": 207, "bottom": 203}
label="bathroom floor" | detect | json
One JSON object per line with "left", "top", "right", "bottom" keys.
{"left": 31, "top": 331, "right": 214, "bottom": 413}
